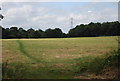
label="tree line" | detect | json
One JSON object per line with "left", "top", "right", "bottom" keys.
{"left": 68, "top": 21, "right": 120, "bottom": 37}
{"left": 1, "top": 21, "right": 120, "bottom": 39}
{"left": 1, "top": 27, "right": 67, "bottom": 39}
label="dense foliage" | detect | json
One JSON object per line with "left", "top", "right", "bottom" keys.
{"left": 68, "top": 21, "right": 120, "bottom": 37}
{"left": 0, "top": 8, "right": 4, "bottom": 20}
{"left": 1, "top": 21, "right": 120, "bottom": 39}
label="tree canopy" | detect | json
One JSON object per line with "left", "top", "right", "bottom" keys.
{"left": 0, "top": 8, "right": 4, "bottom": 20}
{"left": 1, "top": 21, "right": 120, "bottom": 39}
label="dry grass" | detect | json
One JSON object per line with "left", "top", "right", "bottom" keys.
{"left": 1, "top": 36, "right": 118, "bottom": 79}
{"left": 2, "top": 36, "right": 118, "bottom": 63}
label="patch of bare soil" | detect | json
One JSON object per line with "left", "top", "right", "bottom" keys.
{"left": 74, "top": 66, "right": 119, "bottom": 79}
{"left": 31, "top": 63, "right": 45, "bottom": 69}
{"left": 53, "top": 63, "right": 76, "bottom": 68}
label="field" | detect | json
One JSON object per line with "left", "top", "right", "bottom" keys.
{"left": 2, "top": 36, "right": 118, "bottom": 79}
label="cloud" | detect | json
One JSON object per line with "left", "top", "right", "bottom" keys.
{"left": 3, "top": 5, "right": 32, "bottom": 26}
{"left": 2, "top": 2, "right": 118, "bottom": 33}
{"left": 88, "top": 10, "right": 92, "bottom": 13}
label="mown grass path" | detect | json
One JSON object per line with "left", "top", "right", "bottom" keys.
{"left": 16, "top": 40, "right": 40, "bottom": 62}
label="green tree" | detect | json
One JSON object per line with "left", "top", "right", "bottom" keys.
{"left": 0, "top": 8, "right": 4, "bottom": 21}
{"left": 0, "top": 8, "right": 4, "bottom": 39}
{"left": 9, "top": 27, "right": 18, "bottom": 38}
{"left": 34, "top": 29, "right": 44, "bottom": 38}
{"left": 53, "top": 28, "right": 63, "bottom": 38}
{"left": 17, "top": 28, "right": 27, "bottom": 38}
{"left": 43, "top": 29, "right": 54, "bottom": 38}
{"left": 43, "top": 28, "right": 63, "bottom": 38}
{"left": 27, "top": 28, "right": 35, "bottom": 38}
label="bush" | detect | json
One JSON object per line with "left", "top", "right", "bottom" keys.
{"left": 2, "top": 61, "right": 29, "bottom": 79}
{"left": 74, "top": 56, "right": 106, "bottom": 75}
{"left": 74, "top": 49, "right": 119, "bottom": 75}
{"left": 105, "top": 50, "right": 119, "bottom": 67}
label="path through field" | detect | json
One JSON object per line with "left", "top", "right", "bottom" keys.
{"left": 16, "top": 40, "right": 40, "bottom": 62}
{"left": 2, "top": 36, "right": 118, "bottom": 79}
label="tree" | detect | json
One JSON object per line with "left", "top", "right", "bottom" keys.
{"left": 17, "top": 28, "right": 27, "bottom": 38}
{"left": 34, "top": 29, "right": 44, "bottom": 38}
{"left": 43, "top": 28, "right": 63, "bottom": 38}
{"left": 1, "top": 21, "right": 120, "bottom": 39}
{"left": 0, "top": 8, "right": 4, "bottom": 21}
{"left": 53, "top": 28, "right": 63, "bottom": 38}
{"left": 9, "top": 27, "right": 18, "bottom": 38}
{"left": 0, "top": 14, "right": 4, "bottom": 20}
{"left": 0, "top": 8, "right": 4, "bottom": 39}
{"left": 62, "top": 33, "right": 68, "bottom": 38}
{"left": 43, "top": 29, "right": 54, "bottom": 38}
{"left": 68, "top": 21, "right": 120, "bottom": 37}
{"left": 27, "top": 28, "right": 35, "bottom": 38}
{"left": 3, "top": 28, "right": 11, "bottom": 39}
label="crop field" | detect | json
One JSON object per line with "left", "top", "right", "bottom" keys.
{"left": 2, "top": 36, "right": 118, "bottom": 79}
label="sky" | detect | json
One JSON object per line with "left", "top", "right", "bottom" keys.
{"left": 1, "top": 0, "right": 119, "bottom": 2}
{"left": 1, "top": 2, "right": 118, "bottom": 33}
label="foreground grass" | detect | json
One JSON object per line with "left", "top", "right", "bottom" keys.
{"left": 2, "top": 36, "right": 118, "bottom": 79}
{"left": 74, "top": 49, "right": 119, "bottom": 79}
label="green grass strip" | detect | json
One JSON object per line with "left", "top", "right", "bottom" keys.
{"left": 16, "top": 40, "right": 40, "bottom": 62}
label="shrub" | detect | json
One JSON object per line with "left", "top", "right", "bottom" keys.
{"left": 74, "top": 49, "right": 119, "bottom": 75}
{"left": 2, "top": 61, "right": 29, "bottom": 79}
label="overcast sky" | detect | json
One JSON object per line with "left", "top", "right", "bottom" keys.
{"left": 1, "top": 2, "right": 118, "bottom": 33}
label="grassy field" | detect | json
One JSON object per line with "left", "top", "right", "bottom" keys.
{"left": 2, "top": 36, "right": 118, "bottom": 79}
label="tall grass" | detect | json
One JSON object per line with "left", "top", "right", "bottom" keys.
{"left": 74, "top": 48, "right": 119, "bottom": 76}
{"left": 2, "top": 61, "right": 29, "bottom": 79}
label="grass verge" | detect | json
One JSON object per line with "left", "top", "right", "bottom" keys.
{"left": 74, "top": 49, "right": 119, "bottom": 77}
